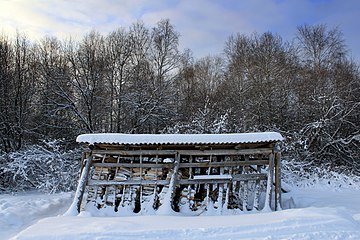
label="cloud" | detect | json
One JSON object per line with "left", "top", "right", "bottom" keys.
{"left": 0, "top": 0, "right": 359, "bottom": 61}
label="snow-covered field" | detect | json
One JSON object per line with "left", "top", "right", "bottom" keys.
{"left": 1, "top": 186, "right": 360, "bottom": 240}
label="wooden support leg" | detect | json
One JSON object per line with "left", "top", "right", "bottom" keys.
{"left": 64, "top": 154, "right": 93, "bottom": 215}
{"left": 275, "top": 152, "right": 282, "bottom": 211}
{"left": 263, "top": 153, "right": 274, "bottom": 211}
{"left": 217, "top": 166, "right": 224, "bottom": 213}
{"left": 253, "top": 165, "right": 261, "bottom": 210}
{"left": 242, "top": 159, "right": 249, "bottom": 211}
{"left": 157, "top": 153, "right": 180, "bottom": 214}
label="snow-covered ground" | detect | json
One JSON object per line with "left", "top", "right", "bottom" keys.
{"left": 2, "top": 186, "right": 360, "bottom": 240}
{"left": 0, "top": 192, "right": 73, "bottom": 240}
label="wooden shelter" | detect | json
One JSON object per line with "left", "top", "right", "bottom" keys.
{"left": 70, "top": 132, "right": 283, "bottom": 215}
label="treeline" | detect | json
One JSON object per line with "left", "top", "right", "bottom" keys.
{"left": 0, "top": 19, "right": 359, "bottom": 172}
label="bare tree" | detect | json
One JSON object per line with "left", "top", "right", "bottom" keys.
{"left": 66, "top": 31, "right": 109, "bottom": 132}
{"left": 224, "top": 32, "right": 298, "bottom": 131}
{"left": 32, "top": 36, "right": 78, "bottom": 142}
{"left": 105, "top": 28, "right": 133, "bottom": 132}
{"left": 0, "top": 34, "right": 14, "bottom": 152}
{"left": 0, "top": 33, "right": 36, "bottom": 151}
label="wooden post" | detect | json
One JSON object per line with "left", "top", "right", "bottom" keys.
{"left": 64, "top": 153, "right": 93, "bottom": 215}
{"left": 243, "top": 155, "right": 249, "bottom": 211}
{"left": 274, "top": 152, "right": 282, "bottom": 211}
{"left": 217, "top": 163, "right": 224, "bottom": 213}
{"left": 152, "top": 154, "right": 159, "bottom": 209}
{"left": 253, "top": 164, "right": 261, "bottom": 210}
{"left": 80, "top": 151, "right": 86, "bottom": 173}
{"left": 263, "top": 153, "right": 274, "bottom": 211}
{"left": 189, "top": 155, "right": 193, "bottom": 179}
{"left": 170, "top": 153, "right": 181, "bottom": 204}
{"left": 139, "top": 154, "right": 143, "bottom": 209}
{"left": 157, "top": 152, "right": 180, "bottom": 214}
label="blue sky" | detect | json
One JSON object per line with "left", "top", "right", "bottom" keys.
{"left": 0, "top": 0, "right": 359, "bottom": 61}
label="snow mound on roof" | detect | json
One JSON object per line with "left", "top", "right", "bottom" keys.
{"left": 76, "top": 132, "right": 283, "bottom": 145}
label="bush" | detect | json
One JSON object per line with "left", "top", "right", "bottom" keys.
{"left": 282, "top": 158, "right": 360, "bottom": 190}
{"left": 0, "top": 140, "right": 81, "bottom": 193}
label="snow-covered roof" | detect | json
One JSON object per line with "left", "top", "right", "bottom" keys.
{"left": 76, "top": 132, "right": 283, "bottom": 145}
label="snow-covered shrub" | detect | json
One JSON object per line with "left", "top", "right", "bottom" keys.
{"left": 0, "top": 140, "right": 81, "bottom": 193}
{"left": 282, "top": 158, "right": 360, "bottom": 190}
{"left": 281, "top": 98, "right": 360, "bottom": 174}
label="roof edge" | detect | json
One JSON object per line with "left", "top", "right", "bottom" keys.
{"left": 76, "top": 132, "right": 284, "bottom": 145}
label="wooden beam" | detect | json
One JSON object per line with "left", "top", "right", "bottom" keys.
{"left": 91, "top": 148, "right": 274, "bottom": 157}
{"left": 87, "top": 174, "right": 268, "bottom": 186}
{"left": 92, "top": 149, "right": 177, "bottom": 156}
{"left": 66, "top": 154, "right": 93, "bottom": 214}
{"left": 274, "top": 152, "right": 282, "bottom": 211}
{"left": 264, "top": 153, "right": 275, "bottom": 211}
{"left": 181, "top": 174, "right": 267, "bottom": 184}
{"left": 169, "top": 153, "right": 181, "bottom": 202}
{"left": 92, "top": 162, "right": 174, "bottom": 168}
{"left": 178, "top": 149, "right": 273, "bottom": 156}
{"left": 88, "top": 179, "right": 170, "bottom": 186}
{"left": 179, "top": 160, "right": 269, "bottom": 168}
{"left": 92, "top": 159, "right": 269, "bottom": 169}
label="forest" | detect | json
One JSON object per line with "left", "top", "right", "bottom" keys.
{"left": 0, "top": 19, "right": 359, "bottom": 192}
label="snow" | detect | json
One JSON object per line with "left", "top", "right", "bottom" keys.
{"left": 10, "top": 208, "right": 360, "bottom": 240}
{"left": 76, "top": 132, "right": 284, "bottom": 145}
{"left": 0, "top": 192, "right": 73, "bottom": 240}
{"left": 3, "top": 186, "right": 360, "bottom": 240}
{"left": 193, "top": 174, "right": 232, "bottom": 180}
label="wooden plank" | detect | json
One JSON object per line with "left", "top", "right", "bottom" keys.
{"left": 93, "top": 162, "right": 174, "bottom": 168}
{"left": 88, "top": 179, "right": 170, "bottom": 186}
{"left": 91, "top": 148, "right": 273, "bottom": 157}
{"left": 140, "top": 154, "right": 143, "bottom": 180}
{"left": 264, "top": 153, "right": 274, "bottom": 211}
{"left": 87, "top": 174, "right": 267, "bottom": 186}
{"left": 155, "top": 155, "right": 159, "bottom": 181}
{"left": 92, "top": 149, "right": 177, "bottom": 156}
{"left": 92, "top": 159, "right": 268, "bottom": 169}
{"left": 189, "top": 155, "right": 193, "bottom": 179}
{"left": 169, "top": 153, "right": 181, "bottom": 200}
{"left": 178, "top": 174, "right": 267, "bottom": 185}
{"left": 68, "top": 154, "right": 93, "bottom": 213}
{"left": 80, "top": 151, "right": 86, "bottom": 172}
{"left": 275, "top": 152, "right": 282, "bottom": 211}
{"left": 178, "top": 149, "right": 273, "bottom": 156}
{"left": 242, "top": 155, "right": 249, "bottom": 211}
{"left": 179, "top": 160, "right": 269, "bottom": 168}
{"left": 193, "top": 174, "right": 232, "bottom": 180}
{"left": 253, "top": 165, "right": 262, "bottom": 210}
